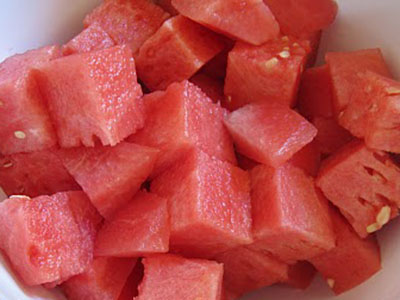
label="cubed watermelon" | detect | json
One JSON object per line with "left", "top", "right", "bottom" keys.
{"left": 288, "top": 141, "right": 321, "bottom": 177}
{"left": 190, "top": 72, "right": 224, "bottom": 103}
{"left": 224, "top": 102, "right": 317, "bottom": 167}
{"left": 224, "top": 36, "right": 310, "bottom": 110}
{"left": 58, "top": 142, "right": 159, "bottom": 218}
{"left": 130, "top": 80, "right": 236, "bottom": 177}
{"left": 309, "top": 207, "right": 381, "bottom": 295}
{"left": 250, "top": 163, "right": 335, "bottom": 262}
{"left": 136, "top": 254, "right": 223, "bottom": 300}
{"left": 136, "top": 15, "right": 225, "bottom": 91}
{"left": 0, "top": 46, "right": 60, "bottom": 155}
{"left": 95, "top": 191, "right": 169, "bottom": 257}
{"left": 151, "top": 149, "right": 252, "bottom": 258}
{"left": 84, "top": 0, "right": 169, "bottom": 53}
{"left": 286, "top": 261, "right": 316, "bottom": 290}
{"left": 317, "top": 140, "right": 400, "bottom": 237}
{"left": 0, "top": 191, "right": 101, "bottom": 286}
{"left": 0, "top": 149, "right": 79, "bottom": 197}
{"left": 118, "top": 260, "right": 144, "bottom": 300}
{"left": 35, "top": 45, "right": 144, "bottom": 148}
{"left": 62, "top": 257, "right": 137, "bottom": 300}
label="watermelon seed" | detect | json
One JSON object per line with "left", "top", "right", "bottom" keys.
{"left": 226, "top": 96, "right": 232, "bottom": 103}
{"left": 293, "top": 43, "right": 300, "bottom": 48}
{"left": 278, "top": 51, "right": 290, "bottom": 59}
{"left": 14, "top": 131, "right": 26, "bottom": 139}
{"left": 10, "top": 195, "right": 31, "bottom": 200}
{"left": 376, "top": 206, "right": 391, "bottom": 227}
{"left": 281, "top": 36, "right": 289, "bottom": 42}
{"left": 338, "top": 111, "right": 345, "bottom": 119}
{"left": 366, "top": 223, "right": 379, "bottom": 233}
{"left": 327, "top": 278, "right": 335, "bottom": 288}
{"left": 264, "top": 58, "right": 278, "bottom": 69}
{"left": 3, "top": 161, "right": 12, "bottom": 168}
{"left": 386, "top": 87, "right": 400, "bottom": 95}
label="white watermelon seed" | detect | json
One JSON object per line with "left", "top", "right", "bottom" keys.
{"left": 386, "top": 87, "right": 400, "bottom": 95}
{"left": 327, "top": 278, "right": 335, "bottom": 288}
{"left": 3, "top": 162, "right": 13, "bottom": 168}
{"left": 264, "top": 57, "right": 278, "bottom": 69}
{"left": 366, "top": 223, "right": 379, "bottom": 233}
{"left": 279, "top": 51, "right": 290, "bottom": 58}
{"left": 14, "top": 131, "right": 26, "bottom": 139}
{"left": 281, "top": 36, "right": 289, "bottom": 42}
{"left": 226, "top": 96, "right": 232, "bottom": 103}
{"left": 10, "top": 195, "right": 31, "bottom": 200}
{"left": 376, "top": 206, "right": 391, "bottom": 227}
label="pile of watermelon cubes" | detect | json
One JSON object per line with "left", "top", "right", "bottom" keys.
{"left": 1, "top": 0, "right": 400, "bottom": 299}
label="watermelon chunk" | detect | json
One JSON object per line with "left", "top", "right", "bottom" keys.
{"left": 151, "top": 149, "right": 252, "bottom": 258}
{"left": 190, "top": 72, "right": 224, "bottom": 103}
{"left": 35, "top": 45, "right": 144, "bottom": 148}
{"left": 84, "top": 0, "right": 169, "bottom": 53}
{"left": 171, "top": 0, "right": 280, "bottom": 45}
{"left": 95, "top": 191, "right": 169, "bottom": 257}
{"left": 224, "top": 102, "right": 317, "bottom": 167}
{"left": 0, "top": 46, "right": 60, "bottom": 155}
{"left": 288, "top": 141, "right": 321, "bottom": 177}
{"left": 136, "top": 15, "right": 225, "bottom": 91}
{"left": 62, "top": 257, "right": 137, "bottom": 300}
{"left": 286, "top": 261, "right": 316, "bottom": 290}
{"left": 0, "top": 149, "right": 79, "bottom": 197}
{"left": 224, "top": 37, "right": 310, "bottom": 110}
{"left": 309, "top": 207, "right": 381, "bottom": 295}
{"left": 250, "top": 163, "right": 335, "bottom": 262}
{"left": 136, "top": 254, "right": 223, "bottom": 300}
{"left": 62, "top": 23, "right": 115, "bottom": 55}
{"left": 118, "top": 260, "right": 144, "bottom": 300}
{"left": 317, "top": 140, "right": 400, "bottom": 238}
{"left": 58, "top": 142, "right": 159, "bottom": 218}
{"left": 130, "top": 80, "right": 236, "bottom": 177}
{"left": 0, "top": 191, "right": 101, "bottom": 286}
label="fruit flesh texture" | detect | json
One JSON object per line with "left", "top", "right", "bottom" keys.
{"left": 288, "top": 141, "right": 321, "bottom": 177}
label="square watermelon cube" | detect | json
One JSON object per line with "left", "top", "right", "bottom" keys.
{"left": 0, "top": 46, "right": 60, "bottom": 155}
{"left": 35, "top": 45, "right": 144, "bottom": 148}
{"left": 151, "top": 149, "right": 252, "bottom": 258}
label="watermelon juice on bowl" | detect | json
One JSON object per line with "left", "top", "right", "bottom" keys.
{"left": 1, "top": 0, "right": 400, "bottom": 300}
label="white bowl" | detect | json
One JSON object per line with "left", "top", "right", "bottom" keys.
{"left": 1, "top": 0, "right": 400, "bottom": 299}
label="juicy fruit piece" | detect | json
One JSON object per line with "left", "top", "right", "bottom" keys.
{"left": 136, "top": 15, "right": 225, "bottom": 91}
{"left": 0, "top": 46, "right": 60, "bottom": 155}
{"left": 84, "top": 0, "right": 169, "bottom": 53}
{"left": 309, "top": 208, "right": 381, "bottom": 295}
{"left": 171, "top": 0, "right": 279, "bottom": 45}
{"left": 190, "top": 72, "right": 224, "bottom": 103}
{"left": 62, "top": 23, "right": 115, "bottom": 55}
{"left": 288, "top": 141, "right": 321, "bottom": 177}
{"left": 136, "top": 254, "right": 223, "bottom": 300}
{"left": 0, "top": 191, "right": 101, "bottom": 286}
{"left": 151, "top": 149, "right": 252, "bottom": 258}
{"left": 58, "top": 142, "right": 159, "bottom": 218}
{"left": 0, "top": 149, "right": 79, "bottom": 197}
{"left": 286, "top": 261, "right": 316, "bottom": 289}
{"left": 250, "top": 164, "right": 335, "bottom": 262}
{"left": 224, "top": 102, "right": 317, "bottom": 167}
{"left": 224, "top": 36, "right": 310, "bottom": 110}
{"left": 35, "top": 45, "right": 144, "bottom": 148}
{"left": 317, "top": 140, "right": 400, "bottom": 237}
{"left": 130, "top": 80, "right": 236, "bottom": 176}
{"left": 62, "top": 257, "right": 137, "bottom": 300}
{"left": 95, "top": 191, "right": 169, "bottom": 257}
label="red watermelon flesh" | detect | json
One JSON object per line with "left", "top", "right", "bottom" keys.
{"left": 286, "top": 261, "right": 316, "bottom": 290}
{"left": 58, "top": 142, "right": 159, "bottom": 219}
{"left": 250, "top": 163, "right": 335, "bottom": 262}
{"left": 130, "top": 80, "right": 236, "bottom": 177}
{"left": 0, "top": 191, "right": 101, "bottom": 286}
{"left": 171, "top": 0, "right": 280, "bottom": 46}
{"left": 317, "top": 140, "right": 400, "bottom": 238}
{"left": 221, "top": 289, "right": 240, "bottom": 300}
{"left": 84, "top": 0, "right": 169, "bottom": 53}
{"left": 224, "top": 36, "right": 310, "bottom": 110}
{"left": 224, "top": 102, "right": 317, "bottom": 167}
{"left": 151, "top": 149, "right": 252, "bottom": 258}
{"left": 136, "top": 254, "right": 223, "bottom": 300}
{"left": 309, "top": 207, "right": 381, "bottom": 295}
{"left": 118, "top": 260, "right": 144, "bottom": 300}
{"left": 190, "top": 72, "right": 224, "bottom": 103}
{"left": 288, "top": 141, "right": 321, "bottom": 177}
{"left": 62, "top": 257, "right": 136, "bottom": 300}
{"left": 0, "top": 149, "right": 79, "bottom": 197}
{"left": 62, "top": 23, "right": 115, "bottom": 55}
{"left": 95, "top": 191, "right": 169, "bottom": 257}
{"left": 0, "top": 46, "right": 60, "bottom": 155}
{"left": 35, "top": 45, "right": 144, "bottom": 148}
{"left": 136, "top": 15, "right": 226, "bottom": 91}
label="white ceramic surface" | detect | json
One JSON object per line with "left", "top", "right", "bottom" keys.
{"left": 1, "top": 0, "right": 400, "bottom": 299}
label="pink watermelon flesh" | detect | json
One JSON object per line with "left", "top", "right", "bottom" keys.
{"left": 58, "top": 142, "right": 159, "bottom": 219}
{"left": 288, "top": 141, "right": 321, "bottom": 177}
{"left": 224, "top": 36, "right": 310, "bottom": 110}
{"left": 118, "top": 260, "right": 144, "bottom": 300}
{"left": 0, "top": 149, "right": 79, "bottom": 197}
{"left": 171, "top": 0, "right": 280, "bottom": 45}
{"left": 309, "top": 207, "right": 381, "bottom": 295}
{"left": 0, "top": 46, "right": 60, "bottom": 155}
{"left": 0, "top": 191, "right": 101, "bottom": 286}
{"left": 286, "top": 261, "right": 316, "bottom": 290}
{"left": 250, "top": 163, "right": 335, "bottom": 262}
{"left": 317, "top": 140, "right": 400, "bottom": 238}
{"left": 136, "top": 15, "right": 225, "bottom": 91}
{"left": 224, "top": 102, "right": 317, "bottom": 167}
{"left": 35, "top": 45, "right": 144, "bottom": 148}
{"left": 84, "top": 0, "right": 169, "bottom": 53}
{"left": 136, "top": 254, "right": 223, "bottom": 300}
{"left": 151, "top": 149, "right": 252, "bottom": 258}
{"left": 190, "top": 72, "right": 225, "bottom": 103}
{"left": 62, "top": 257, "right": 136, "bottom": 300}
{"left": 130, "top": 80, "right": 236, "bottom": 177}
{"left": 95, "top": 191, "right": 169, "bottom": 257}
{"left": 62, "top": 23, "right": 115, "bottom": 55}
